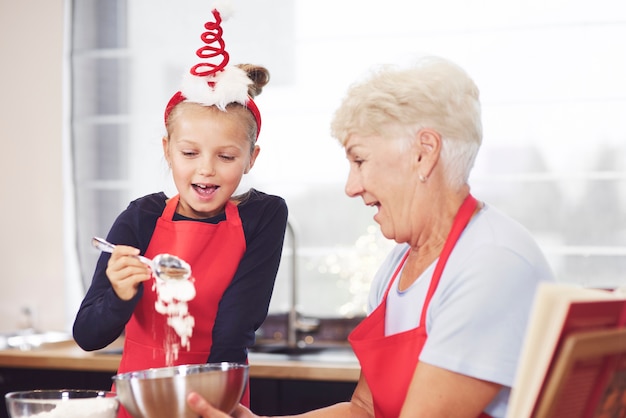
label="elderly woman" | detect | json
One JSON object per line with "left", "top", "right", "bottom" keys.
{"left": 187, "top": 56, "right": 555, "bottom": 418}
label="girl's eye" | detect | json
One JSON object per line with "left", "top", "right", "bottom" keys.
{"left": 181, "top": 150, "right": 198, "bottom": 157}
{"left": 219, "top": 154, "right": 236, "bottom": 161}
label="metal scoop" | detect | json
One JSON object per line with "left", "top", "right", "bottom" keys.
{"left": 91, "top": 237, "right": 191, "bottom": 281}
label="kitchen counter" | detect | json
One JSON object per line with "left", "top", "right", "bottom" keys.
{"left": 0, "top": 339, "right": 360, "bottom": 416}
{"left": 0, "top": 339, "right": 360, "bottom": 383}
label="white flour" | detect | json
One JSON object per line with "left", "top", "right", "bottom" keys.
{"left": 153, "top": 277, "right": 196, "bottom": 364}
{"left": 15, "top": 397, "right": 118, "bottom": 418}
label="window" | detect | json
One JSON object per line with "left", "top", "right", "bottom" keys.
{"left": 68, "top": 0, "right": 626, "bottom": 320}
{"left": 70, "top": 0, "right": 131, "bottom": 290}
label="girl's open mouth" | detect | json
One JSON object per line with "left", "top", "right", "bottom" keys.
{"left": 193, "top": 184, "right": 218, "bottom": 196}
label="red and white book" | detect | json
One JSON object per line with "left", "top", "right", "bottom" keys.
{"left": 507, "top": 282, "right": 626, "bottom": 418}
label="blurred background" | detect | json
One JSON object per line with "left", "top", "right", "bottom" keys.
{"left": 1, "top": 0, "right": 625, "bottom": 332}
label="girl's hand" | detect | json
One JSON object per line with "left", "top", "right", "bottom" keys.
{"left": 106, "top": 245, "right": 151, "bottom": 301}
{"left": 187, "top": 392, "right": 257, "bottom": 418}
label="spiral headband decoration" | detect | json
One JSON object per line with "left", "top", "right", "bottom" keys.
{"left": 164, "top": 3, "right": 262, "bottom": 139}
{"left": 190, "top": 8, "right": 229, "bottom": 77}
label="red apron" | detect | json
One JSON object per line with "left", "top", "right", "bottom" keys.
{"left": 349, "top": 195, "right": 492, "bottom": 418}
{"left": 116, "top": 196, "right": 250, "bottom": 417}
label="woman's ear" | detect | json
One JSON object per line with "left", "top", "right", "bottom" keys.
{"left": 245, "top": 145, "right": 261, "bottom": 174}
{"left": 416, "top": 128, "right": 442, "bottom": 177}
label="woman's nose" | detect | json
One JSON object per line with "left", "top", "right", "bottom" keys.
{"left": 344, "top": 169, "right": 363, "bottom": 197}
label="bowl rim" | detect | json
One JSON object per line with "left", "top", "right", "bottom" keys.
{"left": 112, "top": 361, "right": 249, "bottom": 381}
{"left": 5, "top": 389, "right": 117, "bottom": 400}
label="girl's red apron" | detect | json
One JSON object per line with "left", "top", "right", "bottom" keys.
{"left": 115, "top": 196, "right": 250, "bottom": 418}
{"left": 349, "top": 194, "right": 492, "bottom": 418}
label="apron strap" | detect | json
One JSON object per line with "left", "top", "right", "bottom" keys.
{"left": 163, "top": 194, "right": 240, "bottom": 225}
{"left": 162, "top": 194, "right": 179, "bottom": 219}
{"left": 419, "top": 194, "right": 478, "bottom": 327}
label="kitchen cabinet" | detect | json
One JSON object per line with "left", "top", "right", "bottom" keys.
{"left": 250, "top": 378, "right": 356, "bottom": 415}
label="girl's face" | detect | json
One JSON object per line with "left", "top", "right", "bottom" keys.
{"left": 163, "top": 104, "right": 259, "bottom": 219}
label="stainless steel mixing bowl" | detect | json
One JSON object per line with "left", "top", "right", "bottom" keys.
{"left": 112, "top": 362, "right": 248, "bottom": 418}
{"left": 5, "top": 389, "right": 118, "bottom": 418}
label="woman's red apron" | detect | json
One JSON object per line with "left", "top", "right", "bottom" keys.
{"left": 349, "top": 194, "right": 492, "bottom": 418}
{"left": 115, "top": 196, "right": 249, "bottom": 417}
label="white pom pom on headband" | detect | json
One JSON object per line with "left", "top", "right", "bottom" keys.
{"left": 164, "top": 1, "right": 262, "bottom": 139}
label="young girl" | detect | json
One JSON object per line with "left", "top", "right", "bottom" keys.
{"left": 72, "top": 4, "right": 287, "bottom": 415}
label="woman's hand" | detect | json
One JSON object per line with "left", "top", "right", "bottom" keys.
{"left": 186, "top": 393, "right": 257, "bottom": 418}
{"left": 106, "top": 245, "right": 151, "bottom": 301}
{"left": 186, "top": 380, "right": 371, "bottom": 418}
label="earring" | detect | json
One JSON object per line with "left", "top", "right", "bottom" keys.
{"left": 419, "top": 174, "right": 427, "bottom": 183}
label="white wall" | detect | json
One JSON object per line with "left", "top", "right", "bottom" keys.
{"left": 0, "top": 0, "right": 66, "bottom": 332}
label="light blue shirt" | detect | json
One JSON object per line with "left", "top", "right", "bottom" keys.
{"left": 368, "top": 204, "right": 555, "bottom": 418}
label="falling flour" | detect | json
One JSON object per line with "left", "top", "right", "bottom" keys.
{"left": 15, "top": 397, "right": 118, "bottom": 418}
{"left": 153, "top": 277, "right": 196, "bottom": 364}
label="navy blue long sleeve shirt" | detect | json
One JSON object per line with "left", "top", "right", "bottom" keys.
{"left": 73, "top": 188, "right": 288, "bottom": 364}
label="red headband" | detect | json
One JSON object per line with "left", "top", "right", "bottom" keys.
{"left": 164, "top": 91, "right": 262, "bottom": 139}
{"left": 163, "top": 7, "right": 262, "bottom": 140}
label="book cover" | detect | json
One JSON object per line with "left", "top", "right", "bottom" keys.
{"left": 507, "top": 283, "right": 626, "bottom": 418}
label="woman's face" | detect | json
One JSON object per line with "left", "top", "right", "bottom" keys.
{"left": 344, "top": 134, "right": 420, "bottom": 242}
{"left": 163, "top": 105, "right": 259, "bottom": 219}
